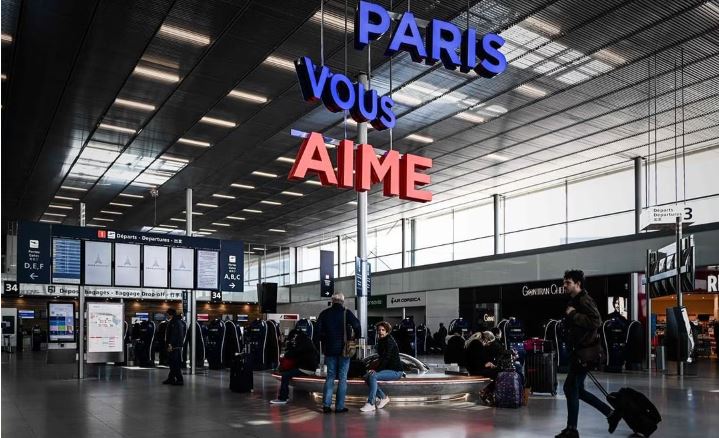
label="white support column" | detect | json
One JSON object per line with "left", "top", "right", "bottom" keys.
{"left": 356, "top": 72, "right": 369, "bottom": 347}
{"left": 78, "top": 203, "right": 86, "bottom": 379}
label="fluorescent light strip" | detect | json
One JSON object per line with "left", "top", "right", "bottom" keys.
{"left": 227, "top": 216, "right": 245, "bottom": 221}
{"left": 55, "top": 195, "right": 80, "bottom": 201}
{"left": 170, "top": 218, "right": 186, "bottom": 222}
{"left": 134, "top": 66, "right": 180, "bottom": 83}
{"left": 119, "top": 193, "right": 144, "bottom": 199}
{"left": 212, "top": 222, "right": 231, "bottom": 227}
{"left": 1, "top": 34, "right": 12, "bottom": 43}
{"left": 260, "top": 200, "right": 281, "bottom": 206}
{"left": 516, "top": 84, "right": 547, "bottom": 97}
{"left": 242, "top": 209, "right": 262, "bottom": 214}
{"left": 405, "top": 133, "right": 434, "bottom": 144}
{"left": 60, "top": 185, "right": 87, "bottom": 192}
{"left": 49, "top": 204, "right": 73, "bottom": 210}
{"left": 228, "top": 90, "right": 268, "bottom": 103}
{"left": 86, "top": 223, "right": 106, "bottom": 228}
{"left": 200, "top": 116, "right": 236, "bottom": 128}
{"left": 98, "top": 123, "right": 136, "bottom": 134}
{"left": 161, "top": 154, "right": 189, "bottom": 163}
{"left": 159, "top": 224, "right": 178, "bottom": 228}
{"left": 268, "top": 229, "right": 286, "bottom": 233}
{"left": 114, "top": 98, "right": 156, "bottom": 111}
{"left": 392, "top": 94, "right": 423, "bottom": 106}
{"left": 483, "top": 105, "right": 508, "bottom": 114}
{"left": 199, "top": 228, "right": 217, "bottom": 232}
{"left": 252, "top": 171, "right": 277, "bottom": 178}
{"left": 454, "top": 112, "right": 485, "bottom": 124}
{"left": 177, "top": 137, "right": 211, "bottom": 147}
{"left": 39, "top": 219, "right": 62, "bottom": 224}
{"left": 486, "top": 153, "right": 509, "bottom": 162}
{"left": 152, "top": 227, "right": 177, "bottom": 233}
{"left": 276, "top": 156, "right": 296, "bottom": 164}
{"left": 158, "top": 24, "right": 210, "bottom": 46}
{"left": 280, "top": 191, "right": 303, "bottom": 197}
{"left": 196, "top": 203, "right": 219, "bottom": 208}
{"left": 93, "top": 217, "right": 114, "bottom": 222}
{"left": 100, "top": 210, "right": 123, "bottom": 215}
{"left": 348, "top": 201, "right": 358, "bottom": 205}
{"left": 231, "top": 183, "right": 255, "bottom": 189}
{"left": 44, "top": 212, "right": 67, "bottom": 217}
{"left": 305, "top": 180, "right": 322, "bottom": 186}
{"left": 109, "top": 202, "right": 132, "bottom": 207}
{"left": 264, "top": 55, "right": 295, "bottom": 71}
{"left": 212, "top": 193, "right": 235, "bottom": 199}
{"left": 1, "top": 74, "right": 6, "bottom": 80}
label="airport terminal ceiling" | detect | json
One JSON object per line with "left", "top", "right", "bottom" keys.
{"left": 2, "top": 0, "right": 718, "bottom": 248}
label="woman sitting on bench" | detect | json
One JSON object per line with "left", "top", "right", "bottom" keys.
{"left": 360, "top": 321, "right": 403, "bottom": 412}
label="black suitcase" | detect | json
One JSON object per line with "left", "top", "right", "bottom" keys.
{"left": 587, "top": 371, "right": 661, "bottom": 437}
{"left": 525, "top": 351, "right": 557, "bottom": 395}
{"left": 229, "top": 352, "right": 253, "bottom": 393}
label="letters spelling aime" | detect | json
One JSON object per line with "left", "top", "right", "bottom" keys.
{"left": 295, "top": 1, "right": 507, "bottom": 131}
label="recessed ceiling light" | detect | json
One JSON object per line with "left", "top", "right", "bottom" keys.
{"left": 229, "top": 90, "right": 268, "bottom": 103}
{"left": 199, "top": 228, "right": 217, "bottom": 232}
{"left": 268, "top": 229, "right": 286, "bottom": 233}
{"left": 1, "top": 34, "right": 12, "bottom": 43}
{"left": 100, "top": 210, "right": 123, "bottom": 215}
{"left": 196, "top": 203, "right": 219, "bottom": 208}
{"left": 280, "top": 191, "right": 303, "bottom": 197}
{"left": 1, "top": 74, "right": 7, "bottom": 80}
{"left": 305, "top": 180, "right": 322, "bottom": 186}
{"left": 486, "top": 153, "right": 510, "bottom": 162}
{"left": 392, "top": 94, "right": 423, "bottom": 106}
{"left": 60, "top": 185, "right": 87, "bottom": 192}
{"left": 119, "top": 193, "right": 144, "bottom": 199}
{"left": 347, "top": 201, "right": 358, "bottom": 205}
{"left": 227, "top": 216, "right": 245, "bottom": 221}
{"left": 158, "top": 224, "right": 178, "bottom": 229}
{"left": 212, "top": 222, "right": 231, "bottom": 227}
{"left": 158, "top": 24, "right": 210, "bottom": 46}
{"left": 483, "top": 105, "right": 508, "bottom": 114}
{"left": 130, "top": 181, "right": 156, "bottom": 189}
{"left": 161, "top": 154, "right": 189, "bottom": 163}
{"left": 264, "top": 55, "right": 295, "bottom": 71}
{"left": 49, "top": 204, "right": 73, "bottom": 210}
{"left": 44, "top": 212, "right": 67, "bottom": 217}
{"left": 594, "top": 49, "right": 626, "bottom": 65}
{"left": 55, "top": 195, "right": 80, "bottom": 201}
{"left": 516, "top": 84, "right": 546, "bottom": 97}
{"left": 260, "top": 200, "right": 282, "bottom": 206}
{"left": 252, "top": 171, "right": 277, "bottom": 178}
{"left": 523, "top": 16, "right": 561, "bottom": 36}
{"left": 212, "top": 193, "right": 235, "bottom": 199}
{"left": 133, "top": 65, "right": 180, "bottom": 83}
{"left": 93, "top": 217, "right": 114, "bottom": 222}
{"left": 177, "top": 137, "right": 211, "bottom": 147}
{"left": 170, "top": 218, "right": 186, "bottom": 222}
{"left": 454, "top": 112, "right": 485, "bottom": 124}
{"left": 108, "top": 202, "right": 132, "bottom": 208}
{"left": 98, "top": 123, "right": 136, "bottom": 134}
{"left": 200, "top": 116, "right": 236, "bottom": 128}
{"left": 86, "top": 223, "right": 106, "bottom": 228}
{"left": 310, "top": 10, "right": 354, "bottom": 32}
{"left": 114, "top": 98, "right": 156, "bottom": 111}
{"left": 405, "top": 133, "right": 434, "bottom": 143}
{"left": 39, "top": 219, "right": 62, "bottom": 224}
{"left": 231, "top": 183, "right": 254, "bottom": 189}
{"left": 243, "top": 209, "right": 262, "bottom": 214}
{"left": 276, "top": 156, "right": 296, "bottom": 164}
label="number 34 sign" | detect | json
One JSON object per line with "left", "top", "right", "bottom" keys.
{"left": 3, "top": 281, "right": 19, "bottom": 296}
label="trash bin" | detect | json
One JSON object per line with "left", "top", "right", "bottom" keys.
{"left": 655, "top": 346, "right": 666, "bottom": 372}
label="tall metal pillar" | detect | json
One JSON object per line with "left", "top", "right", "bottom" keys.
{"left": 356, "top": 72, "right": 369, "bottom": 346}
{"left": 675, "top": 216, "right": 684, "bottom": 376}
{"left": 401, "top": 219, "right": 407, "bottom": 269}
{"left": 186, "top": 188, "right": 196, "bottom": 375}
{"left": 337, "top": 236, "right": 341, "bottom": 278}
{"left": 493, "top": 194, "right": 501, "bottom": 255}
{"left": 634, "top": 157, "right": 643, "bottom": 233}
{"left": 78, "top": 203, "right": 86, "bottom": 379}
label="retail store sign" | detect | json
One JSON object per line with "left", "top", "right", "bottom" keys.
{"left": 708, "top": 275, "right": 718, "bottom": 293}
{"left": 368, "top": 296, "right": 386, "bottom": 309}
{"left": 386, "top": 292, "right": 426, "bottom": 308}
{"left": 290, "top": 132, "right": 432, "bottom": 202}
{"left": 14, "top": 284, "right": 183, "bottom": 300}
{"left": 522, "top": 283, "right": 564, "bottom": 297}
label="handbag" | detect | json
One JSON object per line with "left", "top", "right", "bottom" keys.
{"left": 278, "top": 356, "right": 296, "bottom": 372}
{"left": 342, "top": 309, "right": 358, "bottom": 358}
{"left": 575, "top": 334, "right": 602, "bottom": 368}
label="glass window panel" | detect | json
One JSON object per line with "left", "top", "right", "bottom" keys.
{"left": 454, "top": 237, "right": 494, "bottom": 260}
{"left": 567, "top": 168, "right": 633, "bottom": 221}
{"left": 504, "top": 224, "right": 565, "bottom": 252}
{"left": 416, "top": 213, "right": 454, "bottom": 249}
{"left": 375, "top": 221, "right": 403, "bottom": 257}
{"left": 685, "top": 148, "right": 719, "bottom": 199}
{"left": 684, "top": 195, "right": 719, "bottom": 226}
{"left": 454, "top": 203, "right": 494, "bottom": 241}
{"left": 414, "top": 243, "right": 453, "bottom": 266}
{"left": 566, "top": 211, "right": 633, "bottom": 244}
{"left": 505, "top": 186, "right": 566, "bottom": 232}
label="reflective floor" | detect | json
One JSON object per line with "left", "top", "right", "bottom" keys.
{"left": 2, "top": 352, "right": 718, "bottom": 438}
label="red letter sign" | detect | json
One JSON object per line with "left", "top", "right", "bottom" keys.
{"left": 355, "top": 144, "right": 400, "bottom": 196}
{"left": 288, "top": 132, "right": 338, "bottom": 186}
{"left": 337, "top": 139, "right": 354, "bottom": 189}
{"left": 400, "top": 154, "right": 432, "bottom": 202}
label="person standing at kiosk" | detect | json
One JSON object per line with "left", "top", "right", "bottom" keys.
{"left": 163, "top": 309, "right": 186, "bottom": 386}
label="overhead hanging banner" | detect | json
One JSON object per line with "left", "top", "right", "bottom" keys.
{"left": 320, "top": 250, "right": 334, "bottom": 298}
{"left": 18, "top": 221, "right": 52, "bottom": 284}
{"left": 220, "top": 240, "right": 244, "bottom": 292}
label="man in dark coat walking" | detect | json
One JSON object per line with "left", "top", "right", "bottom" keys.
{"left": 163, "top": 308, "right": 186, "bottom": 386}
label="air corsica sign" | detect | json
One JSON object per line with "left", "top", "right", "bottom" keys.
{"left": 291, "top": 1, "right": 507, "bottom": 202}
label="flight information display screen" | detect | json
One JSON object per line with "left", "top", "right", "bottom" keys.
{"left": 143, "top": 245, "right": 168, "bottom": 288}
{"left": 84, "top": 241, "right": 112, "bottom": 286}
{"left": 170, "top": 247, "right": 195, "bottom": 289}
{"left": 114, "top": 243, "right": 140, "bottom": 287}
{"left": 52, "top": 239, "right": 81, "bottom": 284}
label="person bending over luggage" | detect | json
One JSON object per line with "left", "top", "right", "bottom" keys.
{"left": 464, "top": 332, "right": 487, "bottom": 376}
{"left": 270, "top": 329, "right": 319, "bottom": 405}
{"left": 163, "top": 308, "right": 186, "bottom": 386}
{"left": 556, "top": 270, "right": 622, "bottom": 438}
{"left": 360, "top": 321, "right": 403, "bottom": 412}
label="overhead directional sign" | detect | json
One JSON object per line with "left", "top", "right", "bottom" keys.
{"left": 220, "top": 240, "right": 244, "bottom": 292}
{"left": 320, "top": 250, "right": 334, "bottom": 298}
{"left": 18, "top": 221, "right": 52, "bottom": 284}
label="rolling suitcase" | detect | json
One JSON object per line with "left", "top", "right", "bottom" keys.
{"left": 587, "top": 371, "right": 661, "bottom": 437}
{"left": 525, "top": 351, "right": 557, "bottom": 395}
{"left": 495, "top": 371, "right": 522, "bottom": 408}
{"left": 229, "top": 352, "right": 253, "bottom": 393}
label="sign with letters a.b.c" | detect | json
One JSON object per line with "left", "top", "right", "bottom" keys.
{"left": 18, "top": 221, "right": 52, "bottom": 284}
{"left": 220, "top": 240, "right": 244, "bottom": 292}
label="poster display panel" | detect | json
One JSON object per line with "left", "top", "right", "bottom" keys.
{"left": 87, "top": 302, "right": 124, "bottom": 353}
{"left": 48, "top": 302, "right": 75, "bottom": 342}
{"left": 171, "top": 247, "right": 195, "bottom": 289}
{"left": 114, "top": 243, "right": 141, "bottom": 287}
{"left": 84, "top": 241, "right": 112, "bottom": 286}
{"left": 143, "top": 246, "right": 168, "bottom": 288}
{"left": 52, "top": 238, "right": 81, "bottom": 284}
{"left": 196, "top": 250, "right": 219, "bottom": 290}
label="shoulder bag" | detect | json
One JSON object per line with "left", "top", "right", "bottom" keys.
{"left": 342, "top": 308, "right": 358, "bottom": 358}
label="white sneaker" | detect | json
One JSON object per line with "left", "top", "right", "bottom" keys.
{"left": 360, "top": 402, "right": 376, "bottom": 412}
{"left": 270, "top": 399, "right": 288, "bottom": 405}
{"left": 376, "top": 396, "right": 390, "bottom": 409}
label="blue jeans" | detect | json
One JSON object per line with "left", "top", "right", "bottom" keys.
{"left": 365, "top": 370, "right": 402, "bottom": 404}
{"left": 563, "top": 362, "right": 611, "bottom": 427}
{"left": 323, "top": 356, "right": 350, "bottom": 409}
{"left": 278, "top": 368, "right": 305, "bottom": 401}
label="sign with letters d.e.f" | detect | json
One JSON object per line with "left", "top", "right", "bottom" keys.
{"left": 320, "top": 250, "right": 334, "bottom": 298}
{"left": 18, "top": 221, "right": 52, "bottom": 284}
{"left": 220, "top": 240, "right": 244, "bottom": 292}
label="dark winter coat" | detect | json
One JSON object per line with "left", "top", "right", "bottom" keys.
{"left": 283, "top": 330, "right": 320, "bottom": 371}
{"left": 316, "top": 303, "right": 361, "bottom": 357}
{"left": 564, "top": 290, "right": 602, "bottom": 351}
{"left": 166, "top": 316, "right": 186, "bottom": 349}
{"left": 375, "top": 334, "right": 403, "bottom": 372}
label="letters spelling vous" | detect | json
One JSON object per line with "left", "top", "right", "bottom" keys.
{"left": 291, "top": 1, "right": 508, "bottom": 203}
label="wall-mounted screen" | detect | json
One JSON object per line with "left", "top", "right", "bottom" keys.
{"left": 114, "top": 243, "right": 140, "bottom": 287}
{"left": 48, "top": 302, "right": 75, "bottom": 342}
{"left": 196, "top": 250, "right": 219, "bottom": 290}
{"left": 52, "top": 238, "right": 81, "bottom": 284}
{"left": 143, "top": 245, "right": 168, "bottom": 288}
{"left": 18, "top": 310, "right": 35, "bottom": 319}
{"left": 87, "top": 302, "right": 124, "bottom": 353}
{"left": 84, "top": 241, "right": 112, "bottom": 286}
{"left": 171, "top": 247, "right": 195, "bottom": 289}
